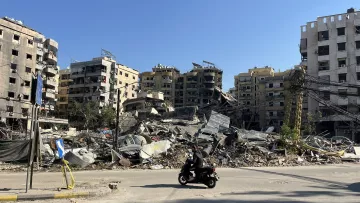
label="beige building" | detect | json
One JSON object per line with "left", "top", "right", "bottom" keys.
{"left": 0, "top": 16, "right": 58, "bottom": 127}
{"left": 234, "top": 67, "right": 308, "bottom": 132}
{"left": 117, "top": 64, "right": 139, "bottom": 109}
{"left": 140, "top": 62, "right": 223, "bottom": 108}
{"left": 140, "top": 64, "right": 180, "bottom": 105}
{"left": 56, "top": 69, "right": 71, "bottom": 118}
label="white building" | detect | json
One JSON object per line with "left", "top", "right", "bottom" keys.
{"left": 300, "top": 8, "right": 360, "bottom": 140}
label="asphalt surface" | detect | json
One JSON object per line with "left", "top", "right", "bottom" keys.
{"left": 1, "top": 164, "right": 360, "bottom": 202}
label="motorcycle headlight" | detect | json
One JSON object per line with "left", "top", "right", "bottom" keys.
{"left": 212, "top": 163, "right": 217, "bottom": 167}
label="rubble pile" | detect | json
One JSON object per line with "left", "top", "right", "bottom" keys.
{"left": 0, "top": 109, "right": 356, "bottom": 171}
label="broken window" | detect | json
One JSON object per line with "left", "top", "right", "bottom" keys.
{"left": 338, "top": 73, "right": 347, "bottom": 82}
{"left": 269, "top": 101, "right": 273, "bottom": 107}
{"left": 318, "top": 61, "right": 330, "bottom": 71}
{"left": 318, "top": 45, "right": 329, "bottom": 56}
{"left": 357, "top": 72, "right": 360, "bottom": 80}
{"left": 246, "top": 86, "right": 250, "bottom": 89}
{"left": 9, "top": 78, "right": 16, "bottom": 84}
{"left": 36, "top": 54, "right": 42, "bottom": 61}
{"left": 338, "top": 58, "right": 346, "bottom": 67}
{"left": 11, "top": 63, "right": 17, "bottom": 70}
{"left": 28, "top": 39, "right": 33, "bottom": 45}
{"left": 356, "top": 41, "right": 360, "bottom": 49}
{"left": 320, "top": 91, "right": 330, "bottom": 100}
{"left": 318, "top": 31, "right": 329, "bottom": 41}
{"left": 300, "top": 38, "right": 307, "bottom": 50}
{"left": 337, "top": 27, "right": 345, "bottom": 36}
{"left": 356, "top": 26, "right": 360, "bottom": 34}
{"left": 268, "top": 92, "right": 273, "bottom": 96}
{"left": 25, "top": 67, "right": 31, "bottom": 73}
{"left": 125, "top": 73, "right": 128, "bottom": 77}
{"left": 280, "top": 102, "right": 284, "bottom": 106}
{"left": 0, "top": 29, "right": 2, "bottom": 36}
{"left": 7, "top": 106, "right": 13, "bottom": 112}
{"left": 133, "top": 76, "right": 135, "bottom": 80}
{"left": 269, "top": 112, "right": 274, "bottom": 116}
{"left": 119, "top": 71, "right": 122, "bottom": 75}
{"left": 24, "top": 80, "right": 30, "bottom": 87}
{"left": 269, "top": 83, "right": 273, "bottom": 88}
{"left": 23, "top": 95, "right": 29, "bottom": 100}
{"left": 301, "top": 52, "right": 307, "bottom": 61}
{"left": 26, "top": 53, "right": 32, "bottom": 60}
{"left": 13, "top": 34, "right": 20, "bottom": 41}
{"left": 357, "top": 56, "right": 360, "bottom": 65}
{"left": 12, "top": 49, "right": 18, "bottom": 56}
{"left": 338, "top": 89, "right": 347, "bottom": 98}
{"left": 338, "top": 42, "right": 346, "bottom": 51}
{"left": 8, "top": 92, "right": 15, "bottom": 98}
{"left": 280, "top": 83, "right": 283, "bottom": 87}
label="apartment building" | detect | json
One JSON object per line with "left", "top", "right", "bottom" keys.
{"left": 140, "top": 62, "right": 223, "bottom": 108}
{"left": 0, "top": 16, "right": 58, "bottom": 127}
{"left": 117, "top": 64, "right": 139, "bottom": 109}
{"left": 299, "top": 8, "right": 360, "bottom": 139}
{"left": 140, "top": 64, "right": 180, "bottom": 105}
{"left": 56, "top": 69, "right": 71, "bottom": 118}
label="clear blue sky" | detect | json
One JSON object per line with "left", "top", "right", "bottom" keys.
{"left": 0, "top": 0, "right": 358, "bottom": 91}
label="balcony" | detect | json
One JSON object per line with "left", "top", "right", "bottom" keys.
{"left": 43, "top": 90, "right": 56, "bottom": 99}
{"left": 204, "top": 72, "right": 215, "bottom": 76}
{"left": 44, "top": 52, "right": 57, "bottom": 64}
{"left": 43, "top": 66, "right": 57, "bottom": 76}
{"left": 43, "top": 78, "right": 57, "bottom": 87}
{"left": 45, "top": 39, "right": 58, "bottom": 50}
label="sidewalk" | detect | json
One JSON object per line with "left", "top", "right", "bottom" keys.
{"left": 0, "top": 171, "right": 113, "bottom": 201}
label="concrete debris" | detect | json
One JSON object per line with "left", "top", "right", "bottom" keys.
{"left": 0, "top": 108, "right": 357, "bottom": 171}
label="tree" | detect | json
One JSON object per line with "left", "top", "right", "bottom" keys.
{"left": 303, "top": 111, "right": 322, "bottom": 135}
{"left": 69, "top": 101, "right": 99, "bottom": 130}
{"left": 99, "top": 105, "right": 116, "bottom": 128}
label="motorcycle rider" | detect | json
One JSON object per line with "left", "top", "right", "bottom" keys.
{"left": 190, "top": 144, "right": 204, "bottom": 181}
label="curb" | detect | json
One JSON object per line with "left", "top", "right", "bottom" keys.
{"left": 0, "top": 192, "right": 92, "bottom": 201}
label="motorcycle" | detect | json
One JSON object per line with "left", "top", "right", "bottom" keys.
{"left": 178, "top": 158, "right": 219, "bottom": 188}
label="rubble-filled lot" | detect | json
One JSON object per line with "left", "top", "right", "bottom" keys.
{"left": 0, "top": 110, "right": 358, "bottom": 172}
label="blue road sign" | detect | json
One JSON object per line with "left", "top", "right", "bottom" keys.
{"left": 36, "top": 72, "right": 43, "bottom": 105}
{"left": 55, "top": 139, "right": 65, "bottom": 159}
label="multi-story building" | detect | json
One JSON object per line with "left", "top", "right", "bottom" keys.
{"left": 68, "top": 57, "right": 139, "bottom": 113}
{"left": 140, "top": 62, "right": 223, "bottom": 108}
{"left": 56, "top": 69, "right": 71, "bottom": 118}
{"left": 300, "top": 8, "right": 360, "bottom": 138}
{"left": 228, "top": 88, "right": 236, "bottom": 98}
{"left": 0, "top": 16, "right": 58, "bottom": 127}
{"left": 140, "top": 64, "right": 180, "bottom": 105}
{"left": 117, "top": 64, "right": 139, "bottom": 109}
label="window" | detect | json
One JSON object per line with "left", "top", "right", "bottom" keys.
{"left": 119, "top": 81, "right": 122, "bottom": 84}
{"left": 12, "top": 49, "right": 19, "bottom": 56}
{"left": 356, "top": 41, "right": 360, "bottom": 49}
{"left": 318, "top": 45, "right": 329, "bottom": 56}
{"left": 338, "top": 58, "right": 346, "bottom": 67}
{"left": 120, "top": 71, "right": 122, "bottom": 75}
{"left": 10, "top": 63, "right": 17, "bottom": 70}
{"left": 280, "top": 83, "right": 283, "bottom": 87}
{"left": 7, "top": 106, "right": 13, "bottom": 112}
{"left": 338, "top": 89, "right": 347, "bottom": 98}
{"left": 36, "top": 54, "right": 42, "bottom": 61}
{"left": 337, "top": 27, "right": 345, "bottom": 36}
{"left": 133, "top": 76, "right": 135, "bottom": 80}
{"left": 28, "top": 39, "right": 33, "bottom": 45}
{"left": 13, "top": 34, "right": 20, "bottom": 41}
{"left": 318, "top": 31, "right": 329, "bottom": 41}
{"left": 8, "top": 92, "right": 15, "bottom": 98}
{"left": 125, "top": 73, "right": 129, "bottom": 77}
{"left": 338, "top": 42, "right": 346, "bottom": 51}
{"left": 269, "top": 102, "right": 273, "bottom": 107}
{"left": 0, "top": 29, "right": 2, "bottom": 35}
{"left": 321, "top": 91, "right": 330, "bottom": 100}
{"left": 9, "top": 78, "right": 16, "bottom": 84}
{"left": 132, "top": 93, "right": 135, "bottom": 98}
{"left": 23, "top": 95, "right": 29, "bottom": 100}
{"left": 338, "top": 73, "right": 347, "bottom": 82}
{"left": 357, "top": 56, "right": 360, "bottom": 65}
{"left": 246, "top": 86, "right": 250, "bottom": 89}
{"left": 280, "top": 102, "right": 284, "bottom": 106}
{"left": 24, "top": 80, "right": 30, "bottom": 87}
{"left": 25, "top": 67, "right": 31, "bottom": 73}
{"left": 0, "top": 44, "right": 1, "bottom": 51}
{"left": 268, "top": 92, "right": 273, "bottom": 96}
{"left": 357, "top": 72, "right": 360, "bottom": 80}
{"left": 269, "top": 112, "right": 274, "bottom": 116}
{"left": 356, "top": 26, "right": 360, "bottom": 34}
{"left": 22, "top": 108, "right": 29, "bottom": 115}
{"left": 318, "top": 61, "right": 330, "bottom": 71}
{"left": 26, "top": 53, "right": 32, "bottom": 60}
{"left": 269, "top": 83, "right": 273, "bottom": 88}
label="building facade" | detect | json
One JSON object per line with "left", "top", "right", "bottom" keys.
{"left": 56, "top": 69, "right": 71, "bottom": 118}
{"left": 0, "top": 16, "right": 58, "bottom": 127}
{"left": 117, "top": 64, "right": 139, "bottom": 109}
{"left": 140, "top": 62, "right": 223, "bottom": 108}
{"left": 300, "top": 8, "right": 360, "bottom": 139}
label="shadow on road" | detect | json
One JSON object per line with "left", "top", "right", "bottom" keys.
{"left": 132, "top": 184, "right": 206, "bottom": 189}
{"left": 167, "top": 199, "right": 311, "bottom": 203}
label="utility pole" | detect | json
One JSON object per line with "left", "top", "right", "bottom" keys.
{"left": 114, "top": 88, "right": 120, "bottom": 150}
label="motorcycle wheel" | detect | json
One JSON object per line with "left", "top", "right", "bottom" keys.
{"left": 178, "top": 174, "right": 188, "bottom": 185}
{"left": 206, "top": 178, "right": 216, "bottom": 188}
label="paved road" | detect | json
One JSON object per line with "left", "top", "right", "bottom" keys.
{"left": 1, "top": 164, "right": 360, "bottom": 202}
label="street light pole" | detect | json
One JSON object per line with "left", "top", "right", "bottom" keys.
{"left": 114, "top": 88, "right": 120, "bottom": 150}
